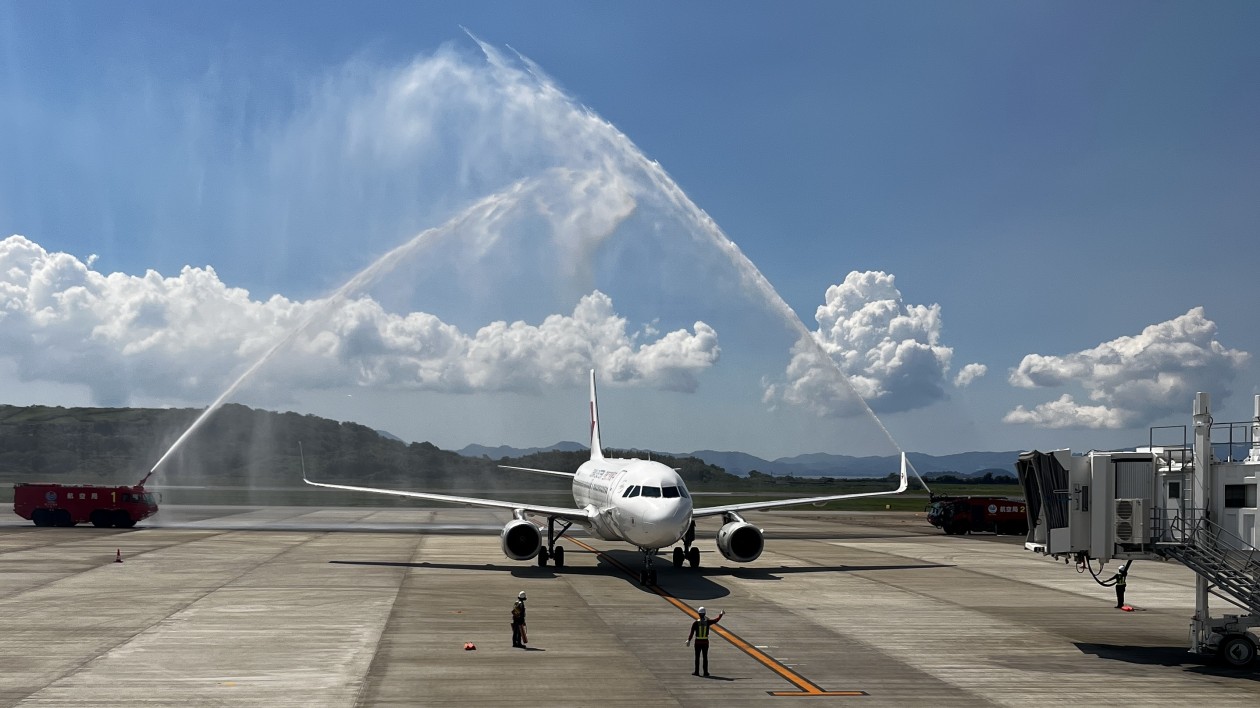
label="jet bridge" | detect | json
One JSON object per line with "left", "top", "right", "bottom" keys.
{"left": 1019, "top": 392, "right": 1260, "bottom": 668}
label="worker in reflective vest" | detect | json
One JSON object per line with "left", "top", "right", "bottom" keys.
{"left": 511, "top": 591, "right": 527, "bottom": 648}
{"left": 1113, "top": 567, "right": 1128, "bottom": 608}
{"left": 685, "top": 606, "right": 725, "bottom": 676}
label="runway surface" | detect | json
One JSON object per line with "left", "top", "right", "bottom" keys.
{"left": 1, "top": 506, "right": 1256, "bottom": 706}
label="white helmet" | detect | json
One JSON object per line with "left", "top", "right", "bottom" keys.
{"left": 518, "top": 591, "right": 527, "bottom": 600}
{"left": 697, "top": 606, "right": 706, "bottom": 615}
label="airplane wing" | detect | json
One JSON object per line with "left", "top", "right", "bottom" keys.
{"left": 302, "top": 476, "right": 594, "bottom": 524}
{"left": 691, "top": 453, "right": 910, "bottom": 518}
{"left": 498, "top": 464, "right": 576, "bottom": 478}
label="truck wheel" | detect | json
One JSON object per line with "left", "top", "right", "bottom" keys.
{"left": 91, "top": 510, "right": 112, "bottom": 528}
{"left": 113, "top": 510, "right": 135, "bottom": 528}
{"left": 55, "top": 509, "right": 75, "bottom": 527}
{"left": 1219, "top": 635, "right": 1257, "bottom": 668}
{"left": 32, "top": 509, "right": 50, "bottom": 527}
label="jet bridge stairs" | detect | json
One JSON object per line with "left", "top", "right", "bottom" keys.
{"left": 1156, "top": 515, "right": 1260, "bottom": 617}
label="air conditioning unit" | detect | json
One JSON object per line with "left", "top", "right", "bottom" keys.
{"left": 1114, "top": 498, "right": 1149, "bottom": 544}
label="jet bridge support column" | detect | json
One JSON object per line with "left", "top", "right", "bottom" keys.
{"left": 1192, "top": 392, "right": 1213, "bottom": 652}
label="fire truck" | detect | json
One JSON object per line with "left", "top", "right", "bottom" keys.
{"left": 13, "top": 483, "right": 159, "bottom": 527}
{"left": 926, "top": 494, "right": 1028, "bottom": 536}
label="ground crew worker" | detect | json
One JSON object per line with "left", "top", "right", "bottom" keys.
{"left": 511, "top": 591, "right": 527, "bottom": 648}
{"left": 1113, "top": 566, "right": 1128, "bottom": 608}
{"left": 685, "top": 606, "right": 724, "bottom": 676}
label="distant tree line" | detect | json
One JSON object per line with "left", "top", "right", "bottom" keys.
{"left": 921, "top": 470, "right": 1018, "bottom": 485}
{"left": 0, "top": 404, "right": 736, "bottom": 490}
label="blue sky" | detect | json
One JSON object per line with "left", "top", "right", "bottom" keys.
{"left": 1, "top": 2, "right": 1258, "bottom": 461}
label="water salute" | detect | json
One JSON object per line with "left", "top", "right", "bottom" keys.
{"left": 1, "top": 4, "right": 1257, "bottom": 706}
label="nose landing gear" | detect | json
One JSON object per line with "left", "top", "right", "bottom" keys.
{"left": 639, "top": 548, "right": 659, "bottom": 585}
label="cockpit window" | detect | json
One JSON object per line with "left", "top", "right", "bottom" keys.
{"left": 662, "top": 486, "right": 680, "bottom": 498}
{"left": 678, "top": 487, "right": 690, "bottom": 499}
{"left": 627, "top": 486, "right": 641, "bottom": 497}
{"left": 641, "top": 486, "right": 661, "bottom": 498}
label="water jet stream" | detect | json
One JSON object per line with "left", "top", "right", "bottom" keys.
{"left": 473, "top": 37, "right": 917, "bottom": 479}
{"left": 142, "top": 178, "right": 538, "bottom": 484}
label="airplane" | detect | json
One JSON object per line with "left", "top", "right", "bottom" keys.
{"left": 303, "top": 369, "right": 910, "bottom": 585}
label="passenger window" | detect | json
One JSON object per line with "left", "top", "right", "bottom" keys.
{"left": 642, "top": 487, "right": 661, "bottom": 498}
{"left": 662, "top": 486, "right": 680, "bottom": 498}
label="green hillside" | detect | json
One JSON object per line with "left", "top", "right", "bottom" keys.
{"left": 0, "top": 403, "right": 957, "bottom": 508}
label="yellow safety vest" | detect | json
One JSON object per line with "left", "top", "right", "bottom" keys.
{"left": 696, "top": 621, "right": 710, "bottom": 640}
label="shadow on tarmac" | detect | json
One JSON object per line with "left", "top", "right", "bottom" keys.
{"left": 329, "top": 546, "right": 952, "bottom": 602}
{"left": 1075, "top": 643, "right": 1260, "bottom": 682}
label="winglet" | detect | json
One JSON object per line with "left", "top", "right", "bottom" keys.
{"left": 589, "top": 369, "right": 605, "bottom": 461}
{"left": 896, "top": 452, "right": 909, "bottom": 493}
{"left": 299, "top": 441, "right": 310, "bottom": 483}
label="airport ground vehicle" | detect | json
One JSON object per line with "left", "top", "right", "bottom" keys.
{"left": 926, "top": 494, "right": 1028, "bottom": 535}
{"left": 12, "top": 483, "right": 159, "bottom": 527}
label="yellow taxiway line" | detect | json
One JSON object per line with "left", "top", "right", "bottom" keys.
{"left": 567, "top": 537, "right": 866, "bottom": 697}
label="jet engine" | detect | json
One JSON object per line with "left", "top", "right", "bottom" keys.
{"left": 716, "top": 520, "right": 764, "bottom": 563}
{"left": 500, "top": 519, "right": 543, "bottom": 561}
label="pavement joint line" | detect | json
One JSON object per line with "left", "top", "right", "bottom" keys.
{"left": 566, "top": 537, "right": 867, "bottom": 698}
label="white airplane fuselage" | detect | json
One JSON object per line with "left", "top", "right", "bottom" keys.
{"left": 572, "top": 457, "right": 693, "bottom": 549}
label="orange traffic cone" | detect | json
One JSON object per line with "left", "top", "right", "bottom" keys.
{"left": 114, "top": 549, "right": 123, "bottom": 563}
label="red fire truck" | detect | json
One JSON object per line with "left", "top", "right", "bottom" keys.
{"left": 926, "top": 494, "right": 1027, "bottom": 536}
{"left": 13, "top": 483, "right": 159, "bottom": 528}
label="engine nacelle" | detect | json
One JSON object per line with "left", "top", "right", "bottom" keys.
{"left": 716, "top": 520, "right": 764, "bottom": 563}
{"left": 500, "top": 519, "right": 543, "bottom": 561}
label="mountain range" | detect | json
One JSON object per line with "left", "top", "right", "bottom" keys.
{"left": 457, "top": 442, "right": 1021, "bottom": 478}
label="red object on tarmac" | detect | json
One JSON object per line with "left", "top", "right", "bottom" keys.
{"left": 1121, "top": 605, "right": 1134, "bottom": 612}
{"left": 463, "top": 642, "right": 476, "bottom": 650}
{"left": 115, "top": 549, "right": 123, "bottom": 563}
{"left": 926, "top": 495, "right": 1028, "bottom": 536}
{"left": 12, "top": 483, "right": 159, "bottom": 528}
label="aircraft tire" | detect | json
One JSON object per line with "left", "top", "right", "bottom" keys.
{"left": 672, "top": 547, "right": 684, "bottom": 568}
{"left": 687, "top": 547, "right": 700, "bottom": 568}
{"left": 552, "top": 546, "right": 564, "bottom": 568}
{"left": 537, "top": 546, "right": 550, "bottom": 567}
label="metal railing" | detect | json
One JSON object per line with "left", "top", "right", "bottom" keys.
{"left": 1162, "top": 514, "right": 1260, "bottom": 615}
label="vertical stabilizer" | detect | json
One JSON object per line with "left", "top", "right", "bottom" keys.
{"left": 589, "top": 369, "right": 605, "bottom": 461}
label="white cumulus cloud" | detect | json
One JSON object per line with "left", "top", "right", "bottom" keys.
{"left": 0, "top": 235, "right": 719, "bottom": 405}
{"left": 763, "top": 271, "right": 984, "bottom": 416}
{"left": 1004, "top": 307, "right": 1249, "bottom": 429}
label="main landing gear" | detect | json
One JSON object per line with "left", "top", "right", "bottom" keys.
{"left": 537, "top": 516, "right": 571, "bottom": 569}
{"left": 671, "top": 520, "right": 700, "bottom": 569}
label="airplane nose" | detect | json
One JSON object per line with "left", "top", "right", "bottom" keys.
{"left": 628, "top": 498, "right": 689, "bottom": 546}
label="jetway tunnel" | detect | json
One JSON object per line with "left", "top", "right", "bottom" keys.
{"left": 1016, "top": 392, "right": 1260, "bottom": 668}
